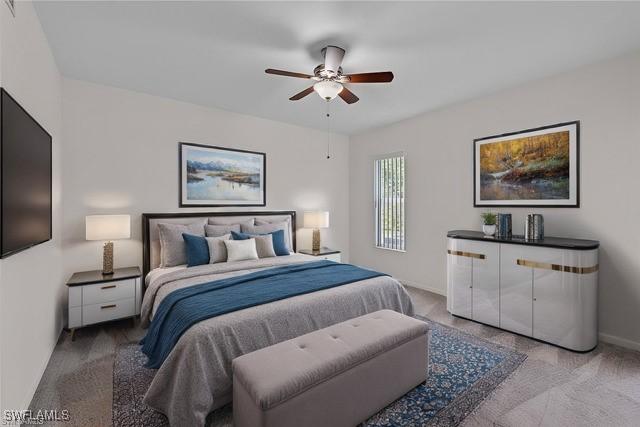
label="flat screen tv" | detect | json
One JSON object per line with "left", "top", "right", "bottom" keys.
{"left": 1, "top": 88, "right": 52, "bottom": 258}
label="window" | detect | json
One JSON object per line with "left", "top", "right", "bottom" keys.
{"left": 374, "top": 153, "right": 405, "bottom": 251}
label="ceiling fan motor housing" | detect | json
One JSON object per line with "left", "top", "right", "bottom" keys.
{"left": 314, "top": 64, "right": 343, "bottom": 79}
{"left": 320, "top": 45, "right": 346, "bottom": 77}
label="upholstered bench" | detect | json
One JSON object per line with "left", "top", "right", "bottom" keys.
{"left": 232, "top": 309, "right": 429, "bottom": 427}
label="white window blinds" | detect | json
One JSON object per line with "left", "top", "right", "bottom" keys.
{"left": 374, "top": 154, "right": 406, "bottom": 251}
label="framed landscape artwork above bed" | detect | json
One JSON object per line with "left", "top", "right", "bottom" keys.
{"left": 179, "top": 142, "right": 266, "bottom": 207}
{"left": 474, "top": 121, "right": 579, "bottom": 207}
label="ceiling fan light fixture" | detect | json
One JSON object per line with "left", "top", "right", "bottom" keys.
{"left": 313, "top": 80, "right": 343, "bottom": 100}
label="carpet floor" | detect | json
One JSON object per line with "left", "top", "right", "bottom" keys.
{"left": 29, "top": 286, "right": 640, "bottom": 426}
{"left": 112, "top": 318, "right": 526, "bottom": 427}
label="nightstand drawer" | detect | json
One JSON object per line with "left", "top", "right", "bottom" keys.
{"left": 82, "top": 298, "right": 135, "bottom": 326}
{"left": 297, "top": 249, "right": 341, "bottom": 263}
{"left": 82, "top": 279, "right": 136, "bottom": 305}
{"left": 321, "top": 253, "right": 341, "bottom": 262}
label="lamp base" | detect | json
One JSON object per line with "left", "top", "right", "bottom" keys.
{"left": 312, "top": 229, "right": 321, "bottom": 252}
{"left": 102, "top": 241, "right": 114, "bottom": 275}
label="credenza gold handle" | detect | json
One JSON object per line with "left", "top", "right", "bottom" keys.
{"left": 101, "top": 304, "right": 117, "bottom": 310}
{"left": 447, "top": 249, "right": 485, "bottom": 260}
{"left": 517, "top": 259, "right": 598, "bottom": 274}
{"left": 101, "top": 285, "right": 116, "bottom": 290}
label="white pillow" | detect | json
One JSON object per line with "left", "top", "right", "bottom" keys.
{"left": 224, "top": 238, "right": 259, "bottom": 262}
{"left": 205, "top": 234, "right": 231, "bottom": 264}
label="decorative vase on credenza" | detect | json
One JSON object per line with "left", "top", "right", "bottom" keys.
{"left": 482, "top": 224, "right": 496, "bottom": 236}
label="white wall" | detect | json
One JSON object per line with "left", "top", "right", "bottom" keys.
{"left": 61, "top": 79, "right": 350, "bottom": 279}
{"left": 0, "top": 1, "right": 64, "bottom": 413}
{"left": 350, "top": 51, "right": 640, "bottom": 349}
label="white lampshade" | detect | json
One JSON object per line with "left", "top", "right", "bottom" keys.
{"left": 313, "top": 80, "right": 343, "bottom": 100}
{"left": 86, "top": 215, "right": 131, "bottom": 241}
{"left": 304, "top": 211, "right": 330, "bottom": 229}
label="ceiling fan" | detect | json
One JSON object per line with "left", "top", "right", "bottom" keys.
{"left": 265, "top": 45, "right": 394, "bottom": 104}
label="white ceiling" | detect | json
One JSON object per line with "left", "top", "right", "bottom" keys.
{"left": 34, "top": 1, "right": 640, "bottom": 135}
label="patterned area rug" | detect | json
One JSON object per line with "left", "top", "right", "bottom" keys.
{"left": 113, "top": 317, "right": 526, "bottom": 427}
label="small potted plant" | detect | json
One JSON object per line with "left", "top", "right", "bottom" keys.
{"left": 480, "top": 212, "right": 497, "bottom": 236}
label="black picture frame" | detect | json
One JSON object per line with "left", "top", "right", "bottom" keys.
{"left": 473, "top": 121, "right": 580, "bottom": 208}
{"left": 179, "top": 142, "right": 266, "bottom": 207}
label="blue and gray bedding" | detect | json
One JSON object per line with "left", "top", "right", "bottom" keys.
{"left": 141, "top": 260, "right": 387, "bottom": 368}
{"left": 139, "top": 254, "right": 414, "bottom": 426}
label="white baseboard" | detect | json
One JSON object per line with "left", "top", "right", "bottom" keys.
{"left": 599, "top": 332, "right": 640, "bottom": 352}
{"left": 19, "top": 327, "right": 62, "bottom": 412}
{"left": 399, "top": 279, "right": 447, "bottom": 297}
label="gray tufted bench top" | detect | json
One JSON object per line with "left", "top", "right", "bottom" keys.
{"left": 232, "top": 309, "right": 428, "bottom": 411}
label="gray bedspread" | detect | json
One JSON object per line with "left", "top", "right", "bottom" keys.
{"left": 140, "top": 254, "right": 414, "bottom": 426}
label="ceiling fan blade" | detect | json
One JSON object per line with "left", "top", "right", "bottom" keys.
{"left": 265, "top": 69, "right": 312, "bottom": 79}
{"left": 344, "top": 71, "right": 394, "bottom": 83}
{"left": 322, "top": 46, "right": 346, "bottom": 75}
{"left": 289, "top": 86, "right": 315, "bottom": 101}
{"left": 339, "top": 87, "right": 359, "bottom": 104}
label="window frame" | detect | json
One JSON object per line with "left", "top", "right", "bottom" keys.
{"left": 373, "top": 152, "right": 406, "bottom": 252}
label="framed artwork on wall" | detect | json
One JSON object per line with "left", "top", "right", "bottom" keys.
{"left": 474, "top": 121, "right": 579, "bottom": 207}
{"left": 179, "top": 142, "right": 266, "bottom": 207}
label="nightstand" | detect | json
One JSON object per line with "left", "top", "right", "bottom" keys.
{"left": 298, "top": 248, "right": 341, "bottom": 263}
{"left": 67, "top": 266, "right": 142, "bottom": 340}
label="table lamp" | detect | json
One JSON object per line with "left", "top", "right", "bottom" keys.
{"left": 86, "top": 215, "right": 131, "bottom": 275}
{"left": 303, "top": 211, "right": 329, "bottom": 252}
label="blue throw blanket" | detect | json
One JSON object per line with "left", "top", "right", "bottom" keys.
{"left": 141, "top": 261, "right": 388, "bottom": 368}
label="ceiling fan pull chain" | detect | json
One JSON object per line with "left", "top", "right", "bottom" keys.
{"left": 326, "top": 100, "right": 331, "bottom": 159}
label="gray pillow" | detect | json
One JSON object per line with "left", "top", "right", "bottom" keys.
{"left": 158, "top": 221, "right": 206, "bottom": 267}
{"left": 253, "top": 234, "right": 276, "bottom": 259}
{"left": 242, "top": 221, "right": 291, "bottom": 253}
{"left": 208, "top": 218, "right": 254, "bottom": 226}
{"left": 206, "top": 234, "right": 231, "bottom": 263}
{"left": 205, "top": 224, "right": 240, "bottom": 237}
{"left": 255, "top": 217, "right": 290, "bottom": 225}
{"left": 255, "top": 218, "right": 292, "bottom": 247}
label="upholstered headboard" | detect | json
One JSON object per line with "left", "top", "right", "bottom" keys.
{"left": 142, "top": 211, "right": 297, "bottom": 279}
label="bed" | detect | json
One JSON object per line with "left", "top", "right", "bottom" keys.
{"left": 140, "top": 211, "right": 414, "bottom": 426}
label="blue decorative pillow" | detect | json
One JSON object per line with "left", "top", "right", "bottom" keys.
{"left": 182, "top": 233, "right": 210, "bottom": 267}
{"left": 231, "top": 229, "right": 289, "bottom": 256}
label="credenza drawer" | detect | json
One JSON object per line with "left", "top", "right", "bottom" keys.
{"left": 82, "top": 298, "right": 135, "bottom": 326}
{"left": 82, "top": 279, "right": 136, "bottom": 305}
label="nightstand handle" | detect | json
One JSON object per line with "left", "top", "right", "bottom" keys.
{"left": 101, "top": 285, "right": 116, "bottom": 290}
{"left": 101, "top": 304, "right": 117, "bottom": 309}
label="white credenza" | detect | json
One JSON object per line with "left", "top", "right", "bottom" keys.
{"left": 447, "top": 230, "right": 599, "bottom": 352}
